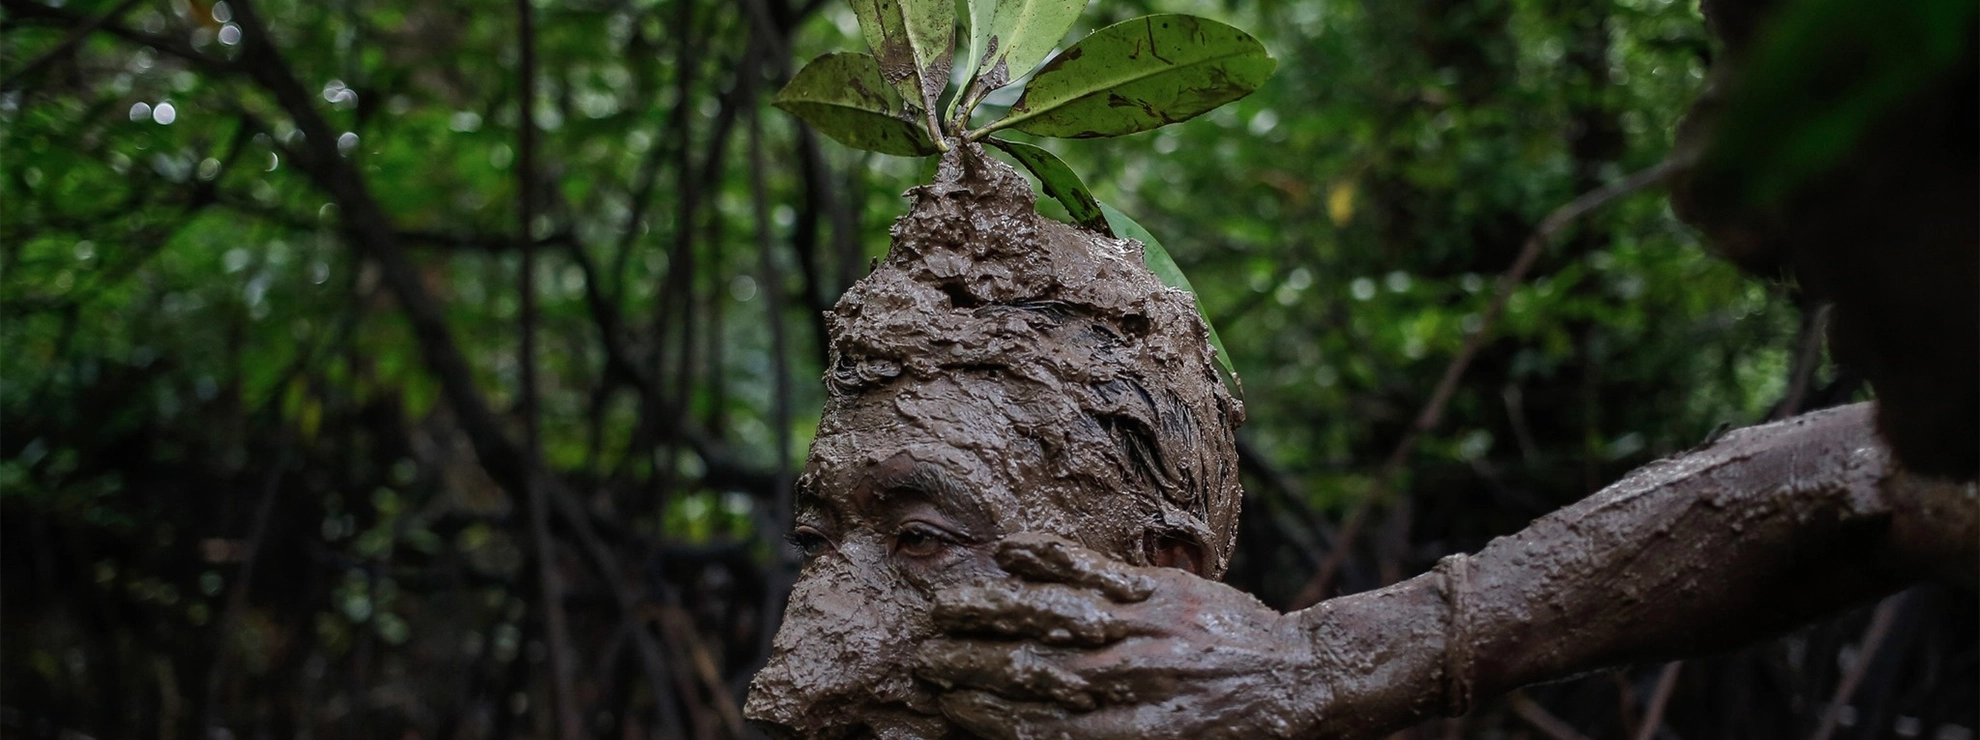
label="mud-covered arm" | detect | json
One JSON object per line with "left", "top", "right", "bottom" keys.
{"left": 918, "top": 403, "right": 1977, "bottom": 739}
{"left": 1425, "top": 402, "right": 1975, "bottom": 712}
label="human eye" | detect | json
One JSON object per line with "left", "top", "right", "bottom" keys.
{"left": 892, "top": 520, "right": 960, "bottom": 560}
{"left": 785, "top": 525, "right": 833, "bottom": 560}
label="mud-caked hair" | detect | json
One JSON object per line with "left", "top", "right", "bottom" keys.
{"left": 820, "top": 146, "right": 1246, "bottom": 576}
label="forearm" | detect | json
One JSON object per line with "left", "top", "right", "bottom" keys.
{"left": 1287, "top": 402, "right": 1977, "bottom": 737}
{"left": 1461, "top": 402, "right": 1974, "bottom": 698}
{"left": 1286, "top": 575, "right": 1449, "bottom": 738}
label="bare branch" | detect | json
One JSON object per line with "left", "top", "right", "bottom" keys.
{"left": 1508, "top": 692, "right": 1592, "bottom": 740}
{"left": 1, "top": 0, "right": 145, "bottom": 91}
{"left": 1771, "top": 303, "right": 1833, "bottom": 421}
{"left": 1631, "top": 662, "right": 1681, "bottom": 740}
{"left": 1292, "top": 154, "right": 1697, "bottom": 607}
{"left": 14, "top": 0, "right": 694, "bottom": 729}
{"left": 1808, "top": 594, "right": 1902, "bottom": 740}
{"left": 514, "top": 0, "right": 580, "bottom": 736}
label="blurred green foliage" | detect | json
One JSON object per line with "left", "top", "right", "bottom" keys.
{"left": 1, "top": 0, "right": 1834, "bottom": 736}
{"left": 2, "top": 0, "right": 1799, "bottom": 520}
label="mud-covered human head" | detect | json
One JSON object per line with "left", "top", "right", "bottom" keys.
{"left": 744, "top": 145, "right": 1244, "bottom": 738}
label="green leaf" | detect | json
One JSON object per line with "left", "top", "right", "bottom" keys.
{"left": 850, "top": 0, "right": 957, "bottom": 110}
{"left": 980, "top": 14, "right": 1275, "bottom": 139}
{"left": 960, "top": 0, "right": 1000, "bottom": 91}
{"left": 960, "top": 0, "right": 1088, "bottom": 98}
{"left": 1100, "top": 203, "right": 1241, "bottom": 396}
{"left": 986, "top": 138, "right": 1108, "bottom": 234}
{"left": 773, "top": 52, "right": 940, "bottom": 157}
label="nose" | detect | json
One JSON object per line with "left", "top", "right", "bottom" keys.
{"left": 744, "top": 553, "right": 931, "bottom": 737}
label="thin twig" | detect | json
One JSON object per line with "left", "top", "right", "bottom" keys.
{"left": 3, "top": 0, "right": 236, "bottom": 77}
{"left": 1809, "top": 595, "right": 1902, "bottom": 740}
{"left": 515, "top": 1, "right": 580, "bottom": 737}
{"left": 201, "top": 445, "right": 291, "bottom": 730}
{"left": 791, "top": 127, "right": 840, "bottom": 365}
{"left": 1772, "top": 303, "right": 1832, "bottom": 421}
{"left": 609, "top": 0, "right": 699, "bottom": 302}
{"left": 1611, "top": 672, "right": 1641, "bottom": 737}
{"left": 1290, "top": 154, "right": 1693, "bottom": 608}
{"left": 1, "top": 0, "right": 145, "bottom": 90}
{"left": 199, "top": 300, "right": 365, "bottom": 729}
{"left": 539, "top": 476, "right": 686, "bottom": 734}
{"left": 1509, "top": 692, "right": 1594, "bottom": 740}
{"left": 1236, "top": 436, "right": 1335, "bottom": 575}
{"left": 1633, "top": 662, "right": 1682, "bottom": 740}
{"left": 27, "top": 0, "right": 685, "bottom": 731}
{"left": 646, "top": 5, "right": 747, "bottom": 512}
{"left": 656, "top": 605, "right": 746, "bottom": 738}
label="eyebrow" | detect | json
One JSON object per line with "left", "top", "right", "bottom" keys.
{"left": 859, "top": 459, "right": 998, "bottom": 536}
{"left": 874, "top": 461, "right": 971, "bottom": 507}
{"left": 791, "top": 456, "right": 1000, "bottom": 538}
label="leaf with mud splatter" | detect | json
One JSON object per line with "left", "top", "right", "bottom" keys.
{"left": 1101, "top": 203, "right": 1242, "bottom": 396}
{"left": 957, "top": 0, "right": 1089, "bottom": 112}
{"left": 978, "top": 14, "right": 1273, "bottom": 139}
{"left": 985, "top": 138, "right": 1109, "bottom": 235}
{"left": 774, "top": 52, "right": 940, "bottom": 157}
{"left": 850, "top": 0, "right": 955, "bottom": 110}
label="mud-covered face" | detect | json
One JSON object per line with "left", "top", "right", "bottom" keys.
{"left": 745, "top": 145, "right": 1241, "bottom": 738}
{"left": 743, "top": 374, "right": 1147, "bottom": 739}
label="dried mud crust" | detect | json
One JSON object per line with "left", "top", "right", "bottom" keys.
{"left": 824, "top": 143, "right": 1247, "bottom": 572}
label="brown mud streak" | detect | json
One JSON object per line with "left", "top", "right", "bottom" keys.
{"left": 827, "top": 142, "right": 1243, "bottom": 562}
{"left": 744, "top": 138, "right": 1979, "bottom": 740}
{"left": 745, "top": 143, "right": 1244, "bottom": 738}
{"left": 1278, "top": 403, "right": 1977, "bottom": 740}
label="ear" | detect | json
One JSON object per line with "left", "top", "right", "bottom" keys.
{"left": 1145, "top": 530, "right": 1209, "bottom": 577}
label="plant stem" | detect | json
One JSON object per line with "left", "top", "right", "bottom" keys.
{"left": 924, "top": 104, "right": 950, "bottom": 151}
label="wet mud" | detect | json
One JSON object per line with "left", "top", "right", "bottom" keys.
{"left": 740, "top": 137, "right": 1980, "bottom": 740}
{"left": 744, "top": 142, "right": 1245, "bottom": 738}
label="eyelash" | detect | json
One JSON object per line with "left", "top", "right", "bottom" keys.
{"left": 893, "top": 521, "right": 958, "bottom": 558}
{"left": 785, "top": 526, "right": 830, "bottom": 558}
{"left": 784, "top": 522, "right": 963, "bottom": 560}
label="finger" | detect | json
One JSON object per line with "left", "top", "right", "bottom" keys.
{"left": 914, "top": 640, "right": 1097, "bottom": 711}
{"left": 938, "top": 690, "right": 1153, "bottom": 740}
{"left": 932, "top": 581, "right": 1137, "bottom": 645}
{"left": 995, "top": 533, "right": 1155, "bottom": 603}
{"left": 936, "top": 690, "right": 1065, "bottom": 740}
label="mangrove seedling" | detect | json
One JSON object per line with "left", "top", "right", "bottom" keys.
{"left": 774, "top": 0, "right": 1276, "bottom": 389}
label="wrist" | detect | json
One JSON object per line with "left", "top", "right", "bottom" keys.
{"left": 1283, "top": 574, "right": 1452, "bottom": 738}
{"left": 1269, "top": 608, "right": 1331, "bottom": 738}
